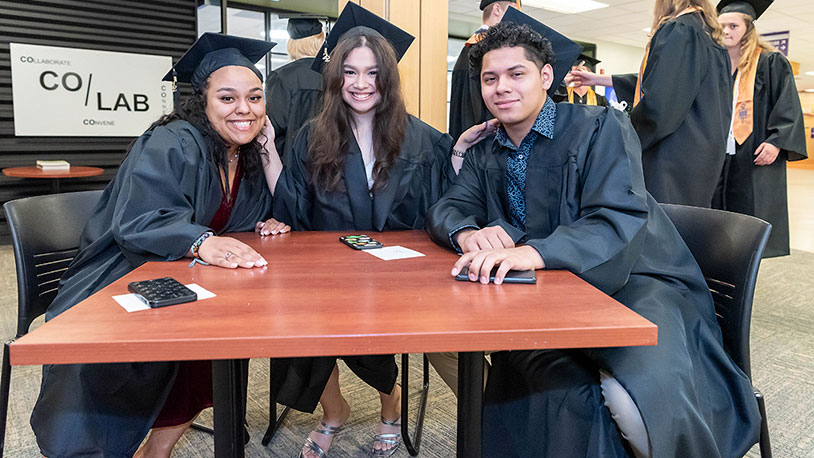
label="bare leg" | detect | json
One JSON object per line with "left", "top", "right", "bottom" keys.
{"left": 374, "top": 383, "right": 402, "bottom": 453}
{"left": 133, "top": 417, "right": 195, "bottom": 458}
{"left": 302, "top": 363, "right": 351, "bottom": 458}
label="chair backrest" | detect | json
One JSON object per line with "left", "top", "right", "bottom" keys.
{"left": 3, "top": 190, "right": 102, "bottom": 338}
{"left": 659, "top": 203, "right": 771, "bottom": 379}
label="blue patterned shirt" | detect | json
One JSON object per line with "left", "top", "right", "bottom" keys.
{"left": 494, "top": 97, "right": 556, "bottom": 229}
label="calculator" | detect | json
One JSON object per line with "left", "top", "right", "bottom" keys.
{"left": 339, "top": 234, "right": 383, "bottom": 250}
{"left": 127, "top": 277, "right": 198, "bottom": 308}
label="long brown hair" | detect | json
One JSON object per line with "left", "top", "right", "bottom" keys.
{"left": 652, "top": 0, "right": 723, "bottom": 44}
{"left": 731, "top": 12, "right": 775, "bottom": 73}
{"left": 308, "top": 33, "right": 407, "bottom": 192}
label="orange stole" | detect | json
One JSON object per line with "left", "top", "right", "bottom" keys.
{"left": 567, "top": 87, "right": 598, "bottom": 105}
{"left": 733, "top": 48, "right": 762, "bottom": 144}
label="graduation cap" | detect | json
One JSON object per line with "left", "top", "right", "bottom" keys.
{"left": 480, "top": 0, "right": 522, "bottom": 10}
{"left": 717, "top": 0, "right": 773, "bottom": 19}
{"left": 162, "top": 32, "right": 276, "bottom": 89}
{"left": 573, "top": 53, "right": 601, "bottom": 71}
{"left": 279, "top": 14, "right": 327, "bottom": 40}
{"left": 499, "top": 7, "right": 583, "bottom": 96}
{"left": 310, "top": 2, "right": 414, "bottom": 73}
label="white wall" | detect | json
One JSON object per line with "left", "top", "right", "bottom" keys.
{"left": 587, "top": 39, "right": 644, "bottom": 77}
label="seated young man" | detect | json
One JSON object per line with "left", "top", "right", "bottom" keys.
{"left": 425, "top": 11, "right": 761, "bottom": 458}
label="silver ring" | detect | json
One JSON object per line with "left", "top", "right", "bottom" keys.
{"left": 224, "top": 251, "right": 233, "bottom": 259}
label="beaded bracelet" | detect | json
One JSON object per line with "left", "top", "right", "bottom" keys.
{"left": 191, "top": 230, "right": 214, "bottom": 259}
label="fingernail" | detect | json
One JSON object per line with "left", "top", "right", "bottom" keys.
{"left": 262, "top": 230, "right": 269, "bottom": 236}
{"left": 451, "top": 267, "right": 459, "bottom": 275}
{"left": 470, "top": 273, "right": 477, "bottom": 281}
{"left": 495, "top": 278, "right": 502, "bottom": 285}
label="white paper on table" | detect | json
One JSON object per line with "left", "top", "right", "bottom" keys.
{"left": 113, "top": 283, "right": 216, "bottom": 313}
{"left": 363, "top": 245, "right": 425, "bottom": 261}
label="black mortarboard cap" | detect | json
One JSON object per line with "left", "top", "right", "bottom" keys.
{"left": 574, "top": 53, "right": 601, "bottom": 69}
{"left": 310, "top": 2, "right": 414, "bottom": 73}
{"left": 499, "top": 8, "right": 583, "bottom": 96}
{"left": 480, "top": 0, "right": 522, "bottom": 11}
{"left": 717, "top": 0, "right": 773, "bottom": 19}
{"left": 283, "top": 16, "right": 325, "bottom": 40}
{"left": 162, "top": 32, "right": 275, "bottom": 89}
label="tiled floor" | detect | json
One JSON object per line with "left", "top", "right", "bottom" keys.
{"left": 788, "top": 167, "right": 814, "bottom": 253}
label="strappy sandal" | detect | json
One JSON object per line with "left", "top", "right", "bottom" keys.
{"left": 371, "top": 416, "right": 402, "bottom": 457}
{"left": 299, "top": 421, "right": 342, "bottom": 458}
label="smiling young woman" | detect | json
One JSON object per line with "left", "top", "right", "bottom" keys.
{"left": 27, "top": 34, "right": 290, "bottom": 458}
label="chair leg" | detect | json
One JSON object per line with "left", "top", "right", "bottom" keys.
{"left": 401, "top": 354, "right": 430, "bottom": 456}
{"left": 755, "top": 388, "right": 772, "bottom": 458}
{"left": 0, "top": 341, "right": 13, "bottom": 458}
{"left": 262, "top": 358, "right": 291, "bottom": 447}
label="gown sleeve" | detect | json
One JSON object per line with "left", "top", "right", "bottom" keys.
{"left": 266, "top": 70, "right": 289, "bottom": 155}
{"left": 626, "top": 19, "right": 708, "bottom": 152}
{"left": 425, "top": 146, "right": 492, "bottom": 249}
{"left": 525, "top": 109, "right": 650, "bottom": 295}
{"left": 272, "top": 125, "right": 314, "bottom": 231}
{"left": 611, "top": 73, "right": 638, "bottom": 105}
{"left": 111, "top": 125, "right": 213, "bottom": 262}
{"left": 763, "top": 52, "right": 808, "bottom": 161}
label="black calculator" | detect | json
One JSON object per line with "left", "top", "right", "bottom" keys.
{"left": 339, "top": 234, "right": 383, "bottom": 250}
{"left": 127, "top": 277, "right": 198, "bottom": 308}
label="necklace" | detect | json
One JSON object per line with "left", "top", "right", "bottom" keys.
{"left": 228, "top": 151, "right": 239, "bottom": 164}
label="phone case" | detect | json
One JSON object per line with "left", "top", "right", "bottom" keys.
{"left": 127, "top": 277, "right": 198, "bottom": 308}
{"left": 339, "top": 235, "right": 383, "bottom": 250}
{"left": 454, "top": 266, "right": 536, "bottom": 284}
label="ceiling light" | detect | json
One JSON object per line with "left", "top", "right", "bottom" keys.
{"left": 806, "top": 71, "right": 814, "bottom": 76}
{"left": 805, "top": 89, "right": 814, "bottom": 93}
{"left": 523, "top": 0, "right": 609, "bottom": 14}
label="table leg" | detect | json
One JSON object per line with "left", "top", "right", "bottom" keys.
{"left": 457, "top": 351, "right": 484, "bottom": 458}
{"left": 213, "top": 359, "right": 245, "bottom": 458}
{"left": 50, "top": 178, "right": 60, "bottom": 194}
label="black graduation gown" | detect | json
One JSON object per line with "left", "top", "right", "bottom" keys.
{"left": 265, "top": 57, "right": 324, "bottom": 164}
{"left": 270, "top": 115, "right": 455, "bottom": 412}
{"left": 718, "top": 51, "right": 807, "bottom": 257}
{"left": 29, "top": 120, "right": 273, "bottom": 458}
{"left": 613, "top": 12, "right": 732, "bottom": 207}
{"left": 569, "top": 89, "right": 609, "bottom": 107}
{"left": 426, "top": 103, "right": 761, "bottom": 458}
{"left": 449, "top": 44, "right": 492, "bottom": 142}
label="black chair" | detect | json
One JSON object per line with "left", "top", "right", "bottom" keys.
{"left": 660, "top": 203, "right": 773, "bottom": 458}
{"left": 0, "top": 190, "right": 102, "bottom": 458}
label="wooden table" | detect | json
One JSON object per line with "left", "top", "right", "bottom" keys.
{"left": 2, "top": 166, "right": 104, "bottom": 193}
{"left": 11, "top": 231, "right": 657, "bottom": 457}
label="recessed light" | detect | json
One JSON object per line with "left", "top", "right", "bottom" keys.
{"left": 805, "top": 89, "right": 814, "bottom": 93}
{"left": 523, "top": 0, "right": 609, "bottom": 15}
{"left": 806, "top": 71, "right": 814, "bottom": 76}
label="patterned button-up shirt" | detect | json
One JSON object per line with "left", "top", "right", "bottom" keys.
{"left": 494, "top": 96, "right": 556, "bottom": 229}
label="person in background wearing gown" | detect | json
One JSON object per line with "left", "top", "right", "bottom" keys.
{"left": 560, "top": 54, "right": 609, "bottom": 107}
{"left": 257, "top": 4, "right": 496, "bottom": 457}
{"left": 425, "top": 10, "right": 761, "bottom": 458}
{"left": 449, "top": 0, "right": 520, "bottom": 142}
{"left": 715, "top": 0, "right": 807, "bottom": 257}
{"left": 266, "top": 16, "right": 325, "bottom": 164}
{"left": 28, "top": 33, "right": 290, "bottom": 458}
{"left": 570, "top": 0, "right": 732, "bottom": 207}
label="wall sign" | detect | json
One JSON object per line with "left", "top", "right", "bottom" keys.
{"left": 761, "top": 31, "right": 789, "bottom": 57}
{"left": 10, "top": 43, "right": 173, "bottom": 137}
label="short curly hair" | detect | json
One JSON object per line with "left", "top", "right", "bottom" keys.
{"left": 469, "top": 21, "right": 553, "bottom": 75}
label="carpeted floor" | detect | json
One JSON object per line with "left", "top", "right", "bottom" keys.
{"left": 0, "top": 245, "right": 811, "bottom": 457}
